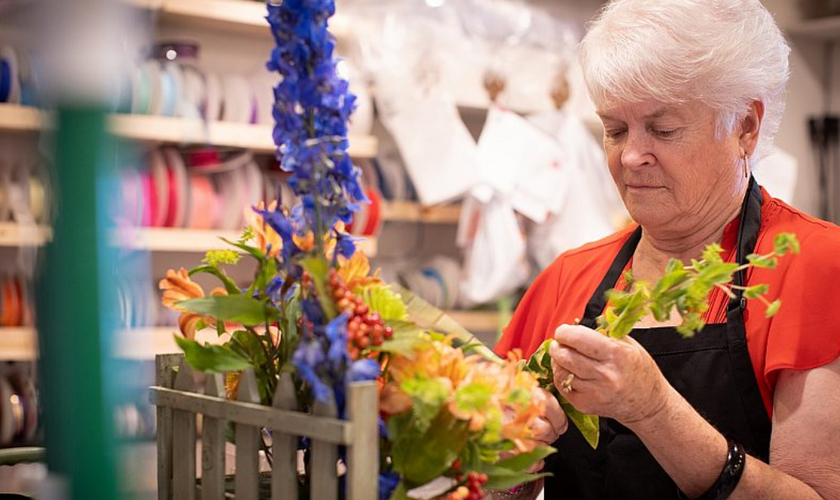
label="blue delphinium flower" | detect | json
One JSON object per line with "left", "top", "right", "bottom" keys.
{"left": 378, "top": 471, "right": 400, "bottom": 500}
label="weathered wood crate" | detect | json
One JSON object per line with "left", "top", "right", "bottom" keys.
{"left": 150, "top": 354, "right": 379, "bottom": 500}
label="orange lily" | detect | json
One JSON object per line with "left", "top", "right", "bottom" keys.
{"left": 159, "top": 268, "right": 227, "bottom": 339}
{"left": 244, "top": 201, "right": 283, "bottom": 258}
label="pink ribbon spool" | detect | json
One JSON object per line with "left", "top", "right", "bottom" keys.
{"left": 187, "top": 175, "right": 217, "bottom": 230}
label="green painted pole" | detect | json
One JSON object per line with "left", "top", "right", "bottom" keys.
{"left": 36, "top": 106, "right": 120, "bottom": 500}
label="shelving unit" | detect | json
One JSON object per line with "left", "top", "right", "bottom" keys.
{"left": 0, "top": 223, "right": 52, "bottom": 247}
{"left": 786, "top": 15, "right": 840, "bottom": 40}
{"left": 128, "top": 0, "right": 351, "bottom": 39}
{"left": 0, "top": 105, "right": 379, "bottom": 158}
{"left": 112, "top": 227, "right": 378, "bottom": 256}
{"left": 0, "top": 328, "right": 38, "bottom": 361}
{"left": 381, "top": 201, "right": 462, "bottom": 224}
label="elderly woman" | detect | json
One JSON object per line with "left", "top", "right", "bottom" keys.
{"left": 494, "top": 1, "right": 840, "bottom": 499}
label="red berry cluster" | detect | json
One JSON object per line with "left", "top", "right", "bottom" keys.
{"left": 445, "top": 461, "right": 488, "bottom": 500}
{"left": 328, "top": 270, "right": 393, "bottom": 359}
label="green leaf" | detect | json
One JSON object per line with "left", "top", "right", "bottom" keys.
{"left": 482, "top": 465, "right": 550, "bottom": 491}
{"left": 390, "top": 410, "right": 470, "bottom": 487}
{"left": 773, "top": 232, "right": 800, "bottom": 255}
{"left": 359, "top": 284, "right": 409, "bottom": 321}
{"left": 765, "top": 299, "right": 782, "bottom": 317}
{"left": 701, "top": 243, "right": 725, "bottom": 263}
{"left": 188, "top": 265, "right": 241, "bottom": 295}
{"left": 177, "top": 295, "right": 276, "bottom": 326}
{"left": 203, "top": 249, "right": 241, "bottom": 268}
{"left": 495, "top": 445, "right": 556, "bottom": 472}
{"left": 370, "top": 323, "right": 426, "bottom": 358}
{"left": 174, "top": 335, "right": 251, "bottom": 372}
{"left": 300, "top": 256, "right": 338, "bottom": 320}
{"left": 401, "top": 377, "right": 450, "bottom": 432}
{"left": 743, "top": 284, "right": 769, "bottom": 299}
{"left": 560, "top": 398, "right": 599, "bottom": 449}
{"left": 220, "top": 237, "right": 266, "bottom": 262}
{"left": 747, "top": 254, "right": 778, "bottom": 269}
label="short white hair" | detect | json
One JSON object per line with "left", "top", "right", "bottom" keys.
{"left": 579, "top": 0, "right": 790, "bottom": 161}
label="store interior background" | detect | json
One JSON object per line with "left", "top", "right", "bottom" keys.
{"left": 0, "top": 0, "right": 838, "bottom": 497}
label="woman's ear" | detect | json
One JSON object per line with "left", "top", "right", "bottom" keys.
{"left": 739, "top": 100, "right": 764, "bottom": 155}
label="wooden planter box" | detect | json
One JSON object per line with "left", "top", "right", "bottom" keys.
{"left": 150, "top": 354, "right": 379, "bottom": 500}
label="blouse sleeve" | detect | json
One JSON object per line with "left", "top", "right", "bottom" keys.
{"left": 762, "top": 227, "right": 840, "bottom": 387}
{"left": 494, "top": 260, "right": 563, "bottom": 359}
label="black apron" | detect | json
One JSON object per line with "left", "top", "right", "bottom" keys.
{"left": 545, "top": 178, "right": 771, "bottom": 499}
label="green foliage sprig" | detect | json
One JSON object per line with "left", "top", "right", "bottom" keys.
{"left": 526, "top": 232, "right": 800, "bottom": 448}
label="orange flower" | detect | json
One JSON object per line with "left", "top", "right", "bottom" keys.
{"left": 244, "top": 201, "right": 283, "bottom": 258}
{"left": 293, "top": 230, "right": 315, "bottom": 252}
{"left": 159, "top": 267, "right": 204, "bottom": 310}
{"left": 337, "top": 250, "right": 382, "bottom": 290}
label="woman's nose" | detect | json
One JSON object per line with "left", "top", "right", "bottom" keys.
{"left": 620, "top": 131, "right": 654, "bottom": 169}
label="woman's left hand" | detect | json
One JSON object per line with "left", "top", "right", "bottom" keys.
{"left": 549, "top": 324, "right": 672, "bottom": 425}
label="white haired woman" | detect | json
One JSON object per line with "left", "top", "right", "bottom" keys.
{"left": 494, "top": 1, "right": 840, "bottom": 499}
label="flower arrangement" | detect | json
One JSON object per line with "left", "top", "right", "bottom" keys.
{"left": 158, "top": 1, "right": 800, "bottom": 498}
{"left": 158, "top": 1, "right": 551, "bottom": 499}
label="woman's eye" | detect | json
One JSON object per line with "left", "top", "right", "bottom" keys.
{"left": 605, "top": 129, "right": 626, "bottom": 139}
{"left": 652, "top": 128, "right": 678, "bottom": 138}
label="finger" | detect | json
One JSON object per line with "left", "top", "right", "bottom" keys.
{"left": 542, "top": 390, "right": 568, "bottom": 435}
{"left": 554, "top": 324, "right": 613, "bottom": 361}
{"left": 529, "top": 417, "right": 555, "bottom": 443}
{"left": 550, "top": 341, "right": 599, "bottom": 380}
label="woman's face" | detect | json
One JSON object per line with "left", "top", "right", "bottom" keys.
{"left": 598, "top": 99, "right": 744, "bottom": 233}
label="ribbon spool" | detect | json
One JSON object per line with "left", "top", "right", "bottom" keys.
{"left": 131, "top": 62, "right": 152, "bottom": 115}
{"left": 120, "top": 167, "right": 145, "bottom": 227}
{"left": 145, "top": 60, "right": 164, "bottom": 116}
{"left": 0, "top": 166, "right": 10, "bottom": 222}
{"left": 0, "top": 46, "right": 21, "bottom": 105}
{"left": 222, "top": 74, "right": 254, "bottom": 124}
{"left": 158, "top": 63, "right": 178, "bottom": 117}
{"left": 140, "top": 171, "right": 155, "bottom": 227}
{"left": 149, "top": 149, "right": 170, "bottom": 227}
{"left": 204, "top": 72, "right": 222, "bottom": 122}
{"left": 186, "top": 175, "right": 218, "bottom": 230}
{"left": 0, "top": 376, "right": 14, "bottom": 445}
{"left": 17, "top": 50, "right": 41, "bottom": 108}
{"left": 0, "top": 275, "right": 22, "bottom": 327}
{"left": 7, "top": 373, "right": 37, "bottom": 442}
{"left": 163, "top": 149, "right": 189, "bottom": 228}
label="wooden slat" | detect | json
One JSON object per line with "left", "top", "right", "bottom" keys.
{"left": 381, "top": 201, "right": 462, "bottom": 224}
{"left": 346, "top": 382, "right": 379, "bottom": 500}
{"left": 0, "top": 328, "right": 38, "bottom": 361}
{"left": 149, "top": 388, "right": 354, "bottom": 444}
{"left": 235, "top": 370, "right": 260, "bottom": 500}
{"left": 310, "top": 394, "right": 338, "bottom": 500}
{"left": 172, "top": 360, "right": 197, "bottom": 500}
{"left": 272, "top": 373, "right": 298, "bottom": 500}
{"left": 0, "top": 223, "right": 52, "bottom": 247}
{"left": 154, "top": 354, "right": 181, "bottom": 500}
{"left": 201, "top": 374, "right": 226, "bottom": 500}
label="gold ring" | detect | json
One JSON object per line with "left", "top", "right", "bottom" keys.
{"left": 561, "top": 373, "right": 575, "bottom": 393}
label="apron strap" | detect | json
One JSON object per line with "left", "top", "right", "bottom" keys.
{"left": 579, "top": 226, "right": 642, "bottom": 329}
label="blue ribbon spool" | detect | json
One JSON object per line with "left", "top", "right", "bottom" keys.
{"left": 0, "top": 59, "right": 11, "bottom": 103}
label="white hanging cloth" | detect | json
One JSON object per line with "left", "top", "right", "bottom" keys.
{"left": 525, "top": 109, "right": 627, "bottom": 268}
{"left": 753, "top": 146, "right": 798, "bottom": 205}
{"left": 375, "top": 73, "right": 480, "bottom": 205}
{"left": 458, "top": 106, "right": 569, "bottom": 304}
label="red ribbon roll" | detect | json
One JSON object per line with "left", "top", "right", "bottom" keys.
{"left": 187, "top": 175, "right": 217, "bottom": 230}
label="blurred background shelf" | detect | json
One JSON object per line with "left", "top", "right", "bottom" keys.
{"left": 127, "top": 0, "right": 352, "bottom": 39}
{"left": 0, "top": 328, "right": 38, "bottom": 360}
{"left": 112, "top": 227, "right": 378, "bottom": 256}
{"left": 381, "top": 201, "right": 462, "bottom": 224}
{"left": 0, "top": 223, "right": 52, "bottom": 247}
{"left": 0, "top": 105, "right": 378, "bottom": 158}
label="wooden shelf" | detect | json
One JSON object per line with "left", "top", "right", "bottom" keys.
{"left": 787, "top": 15, "right": 840, "bottom": 40}
{"left": 112, "top": 227, "right": 378, "bottom": 256}
{"left": 446, "top": 310, "right": 503, "bottom": 332}
{"left": 0, "top": 223, "right": 52, "bottom": 247}
{"left": 0, "top": 105, "right": 378, "bottom": 158}
{"left": 0, "top": 328, "right": 38, "bottom": 361}
{"left": 128, "top": 0, "right": 351, "bottom": 39}
{"left": 381, "top": 201, "right": 461, "bottom": 224}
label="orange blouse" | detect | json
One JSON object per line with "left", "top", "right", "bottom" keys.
{"left": 495, "top": 188, "right": 840, "bottom": 417}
